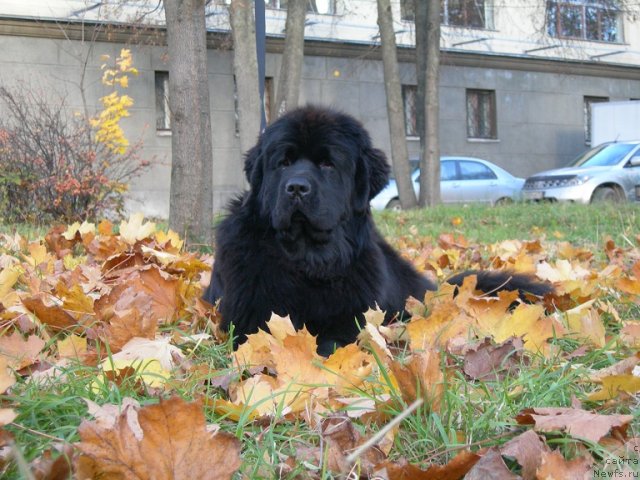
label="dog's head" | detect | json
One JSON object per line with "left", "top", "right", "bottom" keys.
{"left": 243, "top": 106, "right": 390, "bottom": 275}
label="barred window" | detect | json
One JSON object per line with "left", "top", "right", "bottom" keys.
{"left": 466, "top": 89, "right": 497, "bottom": 139}
{"left": 442, "top": 0, "right": 487, "bottom": 28}
{"left": 155, "top": 71, "right": 170, "bottom": 131}
{"left": 546, "top": 1, "right": 622, "bottom": 42}
{"left": 401, "top": 0, "right": 490, "bottom": 28}
{"left": 402, "top": 85, "right": 418, "bottom": 137}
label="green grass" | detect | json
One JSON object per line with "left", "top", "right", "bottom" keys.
{"left": 374, "top": 202, "right": 640, "bottom": 247}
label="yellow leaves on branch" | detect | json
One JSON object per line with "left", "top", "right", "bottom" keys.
{"left": 91, "top": 48, "right": 138, "bottom": 155}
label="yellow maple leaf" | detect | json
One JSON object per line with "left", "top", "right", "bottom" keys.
{"left": 62, "top": 221, "right": 96, "bottom": 241}
{"left": 492, "top": 304, "right": 560, "bottom": 355}
{"left": 119, "top": 213, "right": 156, "bottom": 244}
{"left": 323, "top": 344, "right": 374, "bottom": 391}
{"left": 587, "top": 374, "right": 640, "bottom": 401}
{"left": 0, "top": 265, "right": 22, "bottom": 300}
{"left": 563, "top": 300, "right": 605, "bottom": 347}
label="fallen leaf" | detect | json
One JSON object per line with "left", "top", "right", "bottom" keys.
{"left": 97, "top": 337, "right": 184, "bottom": 388}
{"left": 0, "top": 357, "right": 15, "bottom": 394}
{"left": 464, "top": 448, "right": 518, "bottom": 480}
{"left": 535, "top": 450, "right": 592, "bottom": 480}
{"left": 75, "top": 396, "right": 241, "bottom": 479}
{"left": 0, "top": 332, "right": 46, "bottom": 369}
{"left": 463, "top": 337, "right": 524, "bottom": 381}
{"left": 105, "top": 308, "right": 158, "bottom": 352}
{"left": 323, "top": 344, "right": 374, "bottom": 392}
{"left": 0, "top": 409, "right": 17, "bottom": 426}
{"left": 118, "top": 213, "right": 156, "bottom": 245}
{"left": 516, "top": 407, "right": 633, "bottom": 443}
{"left": 374, "top": 450, "right": 480, "bottom": 479}
{"left": 501, "top": 430, "right": 550, "bottom": 480}
{"left": 29, "top": 445, "right": 74, "bottom": 480}
{"left": 388, "top": 348, "right": 444, "bottom": 411}
{"left": 587, "top": 374, "right": 640, "bottom": 401}
{"left": 22, "top": 294, "right": 77, "bottom": 330}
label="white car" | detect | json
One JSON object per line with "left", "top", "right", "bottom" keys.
{"left": 370, "top": 156, "right": 525, "bottom": 210}
{"left": 522, "top": 141, "right": 640, "bottom": 203}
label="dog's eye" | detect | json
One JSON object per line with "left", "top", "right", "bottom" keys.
{"left": 319, "top": 158, "right": 334, "bottom": 169}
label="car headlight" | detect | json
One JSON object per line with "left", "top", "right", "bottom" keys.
{"left": 565, "top": 175, "right": 592, "bottom": 186}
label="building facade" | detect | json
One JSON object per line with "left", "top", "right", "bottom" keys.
{"left": 1, "top": 0, "right": 639, "bottom": 216}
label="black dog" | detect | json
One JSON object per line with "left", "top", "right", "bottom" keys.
{"left": 204, "top": 106, "right": 552, "bottom": 355}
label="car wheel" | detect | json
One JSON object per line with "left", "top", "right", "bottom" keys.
{"left": 386, "top": 199, "right": 402, "bottom": 211}
{"left": 591, "top": 186, "right": 623, "bottom": 203}
{"left": 494, "top": 197, "right": 513, "bottom": 206}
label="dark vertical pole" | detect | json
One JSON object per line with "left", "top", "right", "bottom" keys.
{"left": 255, "top": 0, "right": 267, "bottom": 133}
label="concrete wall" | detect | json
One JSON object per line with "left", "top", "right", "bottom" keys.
{"left": 1, "top": 28, "right": 640, "bottom": 217}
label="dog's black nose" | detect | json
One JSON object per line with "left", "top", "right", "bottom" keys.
{"left": 285, "top": 177, "right": 311, "bottom": 197}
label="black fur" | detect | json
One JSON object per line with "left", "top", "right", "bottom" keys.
{"left": 204, "top": 106, "right": 552, "bottom": 355}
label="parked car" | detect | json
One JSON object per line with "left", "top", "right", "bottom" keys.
{"left": 522, "top": 141, "right": 640, "bottom": 203}
{"left": 370, "top": 157, "right": 525, "bottom": 210}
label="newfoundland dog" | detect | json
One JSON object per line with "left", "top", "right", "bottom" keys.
{"left": 204, "top": 106, "right": 552, "bottom": 355}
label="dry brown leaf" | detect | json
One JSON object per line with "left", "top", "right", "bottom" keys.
{"left": 501, "top": 430, "right": 550, "bottom": 480}
{"left": 0, "top": 409, "right": 17, "bottom": 426}
{"left": 0, "top": 332, "right": 46, "bottom": 369}
{"left": 464, "top": 448, "right": 519, "bottom": 480}
{"left": 535, "top": 450, "right": 592, "bottom": 480}
{"left": 587, "top": 353, "right": 640, "bottom": 382}
{"left": 620, "top": 322, "right": 640, "bottom": 348}
{"left": 22, "top": 294, "right": 77, "bottom": 330}
{"left": 374, "top": 450, "right": 480, "bottom": 479}
{"left": 388, "top": 348, "right": 444, "bottom": 411}
{"left": 29, "top": 444, "right": 74, "bottom": 480}
{"left": 463, "top": 337, "right": 524, "bottom": 381}
{"left": 105, "top": 308, "right": 157, "bottom": 352}
{"left": 0, "top": 357, "right": 16, "bottom": 394}
{"left": 292, "top": 415, "right": 385, "bottom": 475}
{"left": 516, "top": 407, "right": 633, "bottom": 443}
{"left": 75, "top": 396, "right": 241, "bottom": 480}
{"left": 616, "top": 276, "right": 640, "bottom": 296}
{"left": 134, "top": 267, "right": 181, "bottom": 324}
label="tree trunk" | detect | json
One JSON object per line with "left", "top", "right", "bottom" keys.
{"left": 376, "top": 0, "right": 417, "bottom": 210}
{"left": 164, "top": 0, "right": 213, "bottom": 244}
{"left": 229, "top": 0, "right": 262, "bottom": 156}
{"left": 274, "top": 0, "right": 306, "bottom": 118}
{"left": 417, "top": 0, "right": 441, "bottom": 207}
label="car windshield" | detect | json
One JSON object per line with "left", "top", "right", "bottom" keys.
{"left": 389, "top": 159, "right": 419, "bottom": 180}
{"left": 569, "top": 143, "right": 636, "bottom": 168}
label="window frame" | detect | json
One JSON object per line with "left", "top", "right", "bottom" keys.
{"left": 466, "top": 89, "right": 498, "bottom": 140}
{"left": 155, "top": 71, "right": 171, "bottom": 132}
{"left": 401, "top": 84, "right": 418, "bottom": 137}
{"left": 546, "top": 0, "right": 623, "bottom": 43}
{"left": 401, "top": 0, "right": 490, "bottom": 28}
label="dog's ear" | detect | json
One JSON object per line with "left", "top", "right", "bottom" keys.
{"left": 243, "top": 142, "right": 263, "bottom": 188}
{"left": 354, "top": 147, "right": 390, "bottom": 212}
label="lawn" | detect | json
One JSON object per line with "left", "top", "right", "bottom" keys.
{"left": 1, "top": 203, "right": 639, "bottom": 478}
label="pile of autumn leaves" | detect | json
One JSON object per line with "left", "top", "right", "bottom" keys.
{"left": 1, "top": 214, "right": 640, "bottom": 478}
